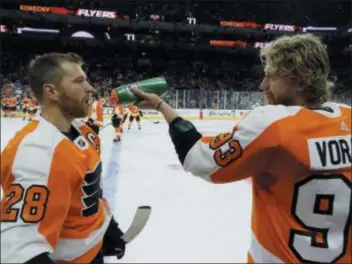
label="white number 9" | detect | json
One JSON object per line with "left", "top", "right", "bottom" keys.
{"left": 289, "top": 174, "right": 351, "bottom": 263}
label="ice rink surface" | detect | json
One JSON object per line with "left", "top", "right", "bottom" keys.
{"left": 1, "top": 117, "right": 252, "bottom": 263}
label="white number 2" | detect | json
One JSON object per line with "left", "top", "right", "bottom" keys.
{"left": 290, "top": 175, "right": 351, "bottom": 263}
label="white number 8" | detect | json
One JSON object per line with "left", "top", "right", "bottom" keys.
{"left": 289, "top": 174, "right": 351, "bottom": 263}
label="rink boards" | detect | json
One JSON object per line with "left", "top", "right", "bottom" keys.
{"left": 140, "top": 109, "right": 249, "bottom": 121}
{"left": 1, "top": 108, "right": 250, "bottom": 121}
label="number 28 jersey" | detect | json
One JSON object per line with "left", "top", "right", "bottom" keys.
{"left": 0, "top": 116, "right": 112, "bottom": 263}
{"left": 180, "top": 102, "right": 351, "bottom": 263}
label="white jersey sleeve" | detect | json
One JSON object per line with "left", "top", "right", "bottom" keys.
{"left": 169, "top": 105, "right": 301, "bottom": 183}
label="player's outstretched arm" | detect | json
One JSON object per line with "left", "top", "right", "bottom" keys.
{"left": 167, "top": 107, "right": 283, "bottom": 183}
{"left": 129, "top": 87, "right": 287, "bottom": 183}
{"left": 1, "top": 140, "right": 78, "bottom": 263}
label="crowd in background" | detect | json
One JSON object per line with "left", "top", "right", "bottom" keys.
{"left": 1, "top": 48, "right": 351, "bottom": 110}
{"left": 1, "top": 0, "right": 351, "bottom": 110}
{"left": 26, "top": 0, "right": 348, "bottom": 28}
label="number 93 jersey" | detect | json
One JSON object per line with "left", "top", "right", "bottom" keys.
{"left": 181, "top": 102, "right": 351, "bottom": 264}
{"left": 0, "top": 116, "right": 112, "bottom": 263}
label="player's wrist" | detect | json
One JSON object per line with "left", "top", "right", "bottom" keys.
{"left": 155, "top": 100, "right": 164, "bottom": 111}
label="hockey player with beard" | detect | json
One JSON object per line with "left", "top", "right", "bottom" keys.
{"left": 1, "top": 53, "right": 126, "bottom": 263}
{"left": 129, "top": 34, "right": 352, "bottom": 264}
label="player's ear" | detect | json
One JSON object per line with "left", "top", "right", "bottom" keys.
{"left": 43, "top": 83, "right": 60, "bottom": 102}
{"left": 296, "top": 86, "right": 305, "bottom": 96}
{"left": 294, "top": 78, "right": 305, "bottom": 92}
{"left": 296, "top": 83, "right": 304, "bottom": 92}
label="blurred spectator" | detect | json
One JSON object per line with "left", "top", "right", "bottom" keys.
{"left": 1, "top": 49, "right": 351, "bottom": 109}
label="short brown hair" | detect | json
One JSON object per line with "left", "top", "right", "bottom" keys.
{"left": 28, "top": 52, "right": 83, "bottom": 102}
{"left": 260, "top": 33, "right": 331, "bottom": 104}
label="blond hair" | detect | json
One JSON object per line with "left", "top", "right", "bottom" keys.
{"left": 260, "top": 33, "right": 331, "bottom": 104}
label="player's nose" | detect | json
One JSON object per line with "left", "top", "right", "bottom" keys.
{"left": 86, "top": 82, "right": 94, "bottom": 93}
{"left": 259, "top": 77, "right": 268, "bottom": 92}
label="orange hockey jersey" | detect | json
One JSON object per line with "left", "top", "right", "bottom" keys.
{"left": 87, "top": 99, "right": 104, "bottom": 127}
{"left": 2, "top": 96, "right": 17, "bottom": 107}
{"left": 1, "top": 96, "right": 8, "bottom": 107}
{"left": 127, "top": 104, "right": 140, "bottom": 117}
{"left": 113, "top": 103, "right": 124, "bottom": 117}
{"left": 29, "top": 95, "right": 39, "bottom": 110}
{"left": 180, "top": 102, "right": 351, "bottom": 263}
{"left": 22, "top": 97, "right": 31, "bottom": 109}
{"left": 0, "top": 116, "right": 112, "bottom": 263}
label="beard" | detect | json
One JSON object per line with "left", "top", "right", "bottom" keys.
{"left": 274, "top": 96, "right": 297, "bottom": 106}
{"left": 265, "top": 93, "right": 296, "bottom": 106}
{"left": 58, "top": 92, "right": 88, "bottom": 118}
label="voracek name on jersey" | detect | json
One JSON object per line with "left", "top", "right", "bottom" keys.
{"left": 309, "top": 135, "right": 352, "bottom": 170}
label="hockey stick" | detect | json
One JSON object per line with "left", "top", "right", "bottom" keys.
{"left": 122, "top": 206, "right": 152, "bottom": 243}
{"left": 142, "top": 116, "right": 160, "bottom": 124}
{"left": 100, "top": 122, "right": 112, "bottom": 131}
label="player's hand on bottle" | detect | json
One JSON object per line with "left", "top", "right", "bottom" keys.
{"left": 129, "top": 87, "right": 163, "bottom": 110}
{"left": 130, "top": 85, "right": 179, "bottom": 123}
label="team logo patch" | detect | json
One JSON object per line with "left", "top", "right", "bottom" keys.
{"left": 73, "top": 136, "right": 89, "bottom": 150}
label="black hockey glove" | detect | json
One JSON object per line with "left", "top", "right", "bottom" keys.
{"left": 102, "top": 217, "right": 126, "bottom": 259}
{"left": 139, "top": 110, "right": 143, "bottom": 117}
{"left": 85, "top": 118, "right": 94, "bottom": 128}
{"left": 25, "top": 253, "right": 53, "bottom": 264}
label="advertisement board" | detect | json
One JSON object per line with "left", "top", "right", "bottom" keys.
{"left": 18, "top": 4, "right": 129, "bottom": 19}
{"left": 1, "top": 107, "right": 249, "bottom": 121}
{"left": 1, "top": 3, "right": 345, "bottom": 34}
{"left": 264, "top": 23, "right": 298, "bottom": 32}
{"left": 76, "top": 9, "right": 117, "bottom": 19}
{"left": 202, "top": 109, "right": 238, "bottom": 120}
{"left": 236, "top": 110, "right": 250, "bottom": 119}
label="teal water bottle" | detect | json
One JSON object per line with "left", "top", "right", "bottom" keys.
{"left": 113, "top": 77, "right": 167, "bottom": 105}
